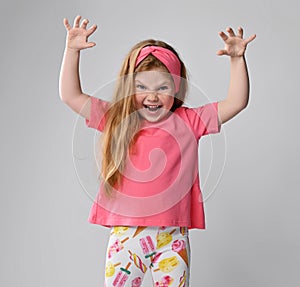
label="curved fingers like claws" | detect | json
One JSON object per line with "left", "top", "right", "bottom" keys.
{"left": 80, "top": 19, "right": 89, "bottom": 29}
{"left": 226, "top": 27, "right": 236, "bottom": 37}
{"left": 237, "top": 27, "right": 243, "bottom": 38}
{"left": 73, "top": 15, "right": 81, "bottom": 28}
{"left": 245, "top": 34, "right": 257, "bottom": 45}
{"left": 219, "top": 31, "right": 228, "bottom": 42}
{"left": 63, "top": 18, "right": 71, "bottom": 31}
{"left": 86, "top": 25, "right": 97, "bottom": 36}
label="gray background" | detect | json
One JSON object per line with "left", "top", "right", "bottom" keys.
{"left": 1, "top": 0, "right": 299, "bottom": 286}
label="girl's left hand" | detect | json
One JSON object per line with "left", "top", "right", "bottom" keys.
{"left": 217, "top": 27, "right": 256, "bottom": 57}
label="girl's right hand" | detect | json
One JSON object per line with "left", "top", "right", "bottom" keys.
{"left": 63, "top": 15, "right": 97, "bottom": 52}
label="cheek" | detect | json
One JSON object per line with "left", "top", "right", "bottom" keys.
{"left": 165, "top": 97, "right": 174, "bottom": 109}
{"left": 134, "top": 94, "right": 144, "bottom": 107}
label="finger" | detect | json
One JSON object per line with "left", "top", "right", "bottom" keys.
{"left": 73, "top": 15, "right": 81, "bottom": 28}
{"left": 63, "top": 18, "right": 71, "bottom": 30}
{"left": 237, "top": 26, "right": 243, "bottom": 38}
{"left": 218, "top": 31, "right": 228, "bottom": 42}
{"left": 87, "top": 24, "right": 98, "bottom": 36}
{"left": 216, "top": 49, "right": 228, "bottom": 56}
{"left": 244, "top": 34, "right": 256, "bottom": 44}
{"left": 86, "top": 42, "right": 96, "bottom": 48}
{"left": 226, "top": 27, "right": 235, "bottom": 37}
{"left": 81, "top": 18, "right": 89, "bottom": 29}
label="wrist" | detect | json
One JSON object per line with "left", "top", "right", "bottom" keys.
{"left": 64, "top": 46, "right": 81, "bottom": 54}
{"left": 230, "top": 55, "right": 245, "bottom": 62}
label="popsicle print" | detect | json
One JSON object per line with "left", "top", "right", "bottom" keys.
{"left": 131, "top": 276, "right": 142, "bottom": 287}
{"left": 156, "top": 228, "right": 176, "bottom": 249}
{"left": 105, "top": 261, "right": 121, "bottom": 277}
{"left": 111, "top": 226, "right": 129, "bottom": 236}
{"left": 153, "top": 256, "right": 179, "bottom": 273}
{"left": 112, "top": 262, "right": 131, "bottom": 287}
{"left": 108, "top": 237, "right": 129, "bottom": 259}
{"left": 180, "top": 227, "right": 187, "bottom": 236}
{"left": 139, "top": 235, "right": 156, "bottom": 259}
{"left": 128, "top": 250, "right": 147, "bottom": 273}
{"left": 154, "top": 275, "right": 174, "bottom": 286}
{"left": 179, "top": 270, "right": 187, "bottom": 287}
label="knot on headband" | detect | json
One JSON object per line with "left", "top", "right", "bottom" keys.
{"left": 135, "top": 46, "right": 181, "bottom": 93}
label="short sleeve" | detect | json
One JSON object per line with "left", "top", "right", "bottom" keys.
{"left": 186, "top": 102, "right": 221, "bottom": 139}
{"left": 85, "top": 96, "right": 110, "bottom": 132}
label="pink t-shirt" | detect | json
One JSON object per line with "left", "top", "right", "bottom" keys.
{"left": 85, "top": 96, "right": 221, "bottom": 229}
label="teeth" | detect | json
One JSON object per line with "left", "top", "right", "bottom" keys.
{"left": 145, "top": 105, "right": 160, "bottom": 112}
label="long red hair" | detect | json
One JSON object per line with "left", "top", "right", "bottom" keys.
{"left": 98, "top": 39, "right": 188, "bottom": 196}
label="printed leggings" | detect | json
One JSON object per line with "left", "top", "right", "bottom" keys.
{"left": 104, "top": 226, "right": 190, "bottom": 287}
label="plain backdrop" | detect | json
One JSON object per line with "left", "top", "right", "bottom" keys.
{"left": 1, "top": 0, "right": 299, "bottom": 286}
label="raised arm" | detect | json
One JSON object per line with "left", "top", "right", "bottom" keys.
{"left": 59, "top": 15, "right": 97, "bottom": 120}
{"left": 216, "top": 27, "right": 256, "bottom": 124}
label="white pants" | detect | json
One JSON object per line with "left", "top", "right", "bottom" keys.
{"left": 104, "top": 225, "right": 190, "bottom": 287}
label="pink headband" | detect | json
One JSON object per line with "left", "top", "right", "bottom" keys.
{"left": 135, "top": 46, "right": 181, "bottom": 93}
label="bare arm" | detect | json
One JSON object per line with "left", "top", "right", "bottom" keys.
{"left": 216, "top": 27, "right": 256, "bottom": 124}
{"left": 59, "top": 15, "right": 98, "bottom": 120}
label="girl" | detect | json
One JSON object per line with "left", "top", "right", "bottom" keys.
{"left": 59, "top": 15, "right": 255, "bottom": 287}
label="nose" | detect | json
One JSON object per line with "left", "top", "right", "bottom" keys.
{"left": 146, "top": 91, "right": 158, "bottom": 102}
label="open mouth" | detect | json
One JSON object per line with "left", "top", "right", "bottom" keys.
{"left": 143, "top": 104, "right": 162, "bottom": 112}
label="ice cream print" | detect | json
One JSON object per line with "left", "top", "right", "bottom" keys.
{"left": 172, "top": 239, "right": 189, "bottom": 267}
{"left": 104, "top": 226, "right": 190, "bottom": 286}
{"left": 61, "top": 16, "right": 256, "bottom": 287}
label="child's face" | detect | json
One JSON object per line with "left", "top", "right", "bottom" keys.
{"left": 134, "top": 69, "right": 175, "bottom": 122}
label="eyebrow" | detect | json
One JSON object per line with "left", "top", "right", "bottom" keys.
{"left": 135, "top": 79, "right": 171, "bottom": 86}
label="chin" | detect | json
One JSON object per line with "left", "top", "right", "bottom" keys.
{"left": 138, "top": 109, "right": 170, "bottom": 123}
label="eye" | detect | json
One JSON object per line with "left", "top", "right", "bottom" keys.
{"left": 136, "top": 84, "right": 146, "bottom": 90}
{"left": 158, "top": 85, "right": 169, "bottom": 91}
{"left": 159, "top": 86, "right": 169, "bottom": 91}
{"left": 158, "top": 85, "right": 173, "bottom": 94}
